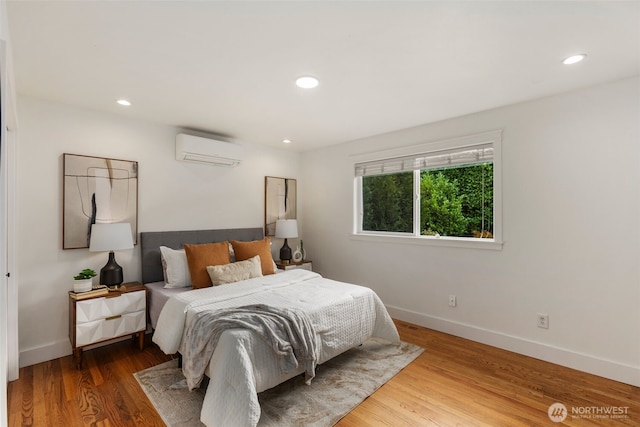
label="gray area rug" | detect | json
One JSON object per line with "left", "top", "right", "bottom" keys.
{"left": 134, "top": 338, "right": 424, "bottom": 426}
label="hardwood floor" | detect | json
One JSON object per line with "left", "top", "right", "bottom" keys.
{"left": 340, "top": 321, "right": 639, "bottom": 426}
{"left": 8, "top": 336, "right": 173, "bottom": 427}
{"left": 8, "top": 320, "right": 639, "bottom": 426}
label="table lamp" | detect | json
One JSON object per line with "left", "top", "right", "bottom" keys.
{"left": 275, "top": 219, "right": 298, "bottom": 263}
{"left": 89, "top": 222, "right": 134, "bottom": 288}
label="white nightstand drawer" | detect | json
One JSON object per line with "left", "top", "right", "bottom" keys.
{"left": 76, "top": 290, "right": 145, "bottom": 323}
{"left": 75, "top": 310, "right": 146, "bottom": 346}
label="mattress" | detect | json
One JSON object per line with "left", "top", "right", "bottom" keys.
{"left": 146, "top": 281, "right": 191, "bottom": 329}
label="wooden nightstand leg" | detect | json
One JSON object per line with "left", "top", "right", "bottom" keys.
{"left": 138, "top": 331, "right": 145, "bottom": 350}
{"left": 74, "top": 348, "right": 83, "bottom": 369}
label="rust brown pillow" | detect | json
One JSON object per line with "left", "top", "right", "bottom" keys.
{"left": 184, "top": 242, "right": 231, "bottom": 288}
{"left": 230, "top": 237, "right": 275, "bottom": 275}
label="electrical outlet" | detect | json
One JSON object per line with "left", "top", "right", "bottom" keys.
{"left": 449, "top": 295, "right": 457, "bottom": 307}
{"left": 537, "top": 313, "right": 549, "bottom": 329}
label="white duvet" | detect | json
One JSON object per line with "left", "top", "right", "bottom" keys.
{"left": 152, "top": 269, "right": 400, "bottom": 427}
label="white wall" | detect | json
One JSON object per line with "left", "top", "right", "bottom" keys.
{"left": 301, "top": 77, "right": 640, "bottom": 386}
{"left": 16, "top": 96, "right": 302, "bottom": 366}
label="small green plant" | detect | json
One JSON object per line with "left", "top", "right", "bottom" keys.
{"left": 74, "top": 269, "right": 96, "bottom": 280}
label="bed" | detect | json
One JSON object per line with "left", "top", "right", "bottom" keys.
{"left": 141, "top": 228, "right": 400, "bottom": 427}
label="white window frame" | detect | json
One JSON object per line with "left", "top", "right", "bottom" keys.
{"left": 352, "top": 130, "right": 503, "bottom": 250}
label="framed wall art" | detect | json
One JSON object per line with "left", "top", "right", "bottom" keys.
{"left": 63, "top": 153, "right": 138, "bottom": 249}
{"left": 264, "top": 176, "right": 297, "bottom": 236}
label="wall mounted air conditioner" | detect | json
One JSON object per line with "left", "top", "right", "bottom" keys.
{"left": 175, "top": 133, "right": 243, "bottom": 167}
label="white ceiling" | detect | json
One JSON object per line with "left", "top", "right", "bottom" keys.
{"left": 7, "top": 1, "right": 640, "bottom": 151}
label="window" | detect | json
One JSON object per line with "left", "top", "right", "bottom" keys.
{"left": 353, "top": 130, "right": 502, "bottom": 248}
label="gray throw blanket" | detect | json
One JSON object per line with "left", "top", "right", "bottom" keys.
{"left": 182, "top": 304, "right": 318, "bottom": 390}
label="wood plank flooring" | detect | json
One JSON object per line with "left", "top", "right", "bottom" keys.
{"left": 340, "top": 321, "right": 639, "bottom": 426}
{"left": 8, "top": 320, "right": 639, "bottom": 426}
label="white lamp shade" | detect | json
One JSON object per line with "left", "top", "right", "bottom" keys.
{"left": 89, "top": 223, "right": 134, "bottom": 252}
{"left": 275, "top": 219, "right": 298, "bottom": 239}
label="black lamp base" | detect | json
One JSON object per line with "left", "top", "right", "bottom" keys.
{"left": 100, "top": 251, "right": 124, "bottom": 288}
{"left": 279, "top": 238, "right": 292, "bottom": 263}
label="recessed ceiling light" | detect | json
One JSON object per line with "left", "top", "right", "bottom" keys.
{"left": 282, "top": 139, "right": 292, "bottom": 144}
{"left": 562, "top": 54, "right": 586, "bottom": 65}
{"left": 117, "top": 99, "right": 131, "bottom": 106}
{"left": 295, "top": 76, "right": 319, "bottom": 89}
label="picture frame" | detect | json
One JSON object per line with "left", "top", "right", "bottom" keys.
{"left": 63, "top": 153, "right": 138, "bottom": 249}
{"left": 264, "top": 176, "right": 297, "bottom": 236}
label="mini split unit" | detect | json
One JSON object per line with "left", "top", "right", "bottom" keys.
{"left": 175, "top": 133, "right": 244, "bottom": 167}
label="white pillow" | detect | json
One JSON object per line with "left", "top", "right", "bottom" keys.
{"left": 206, "top": 255, "right": 263, "bottom": 286}
{"left": 160, "top": 246, "right": 191, "bottom": 288}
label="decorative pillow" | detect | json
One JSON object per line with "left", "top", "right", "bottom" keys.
{"left": 206, "top": 255, "right": 263, "bottom": 286}
{"left": 159, "top": 246, "right": 191, "bottom": 288}
{"left": 230, "top": 237, "right": 276, "bottom": 275}
{"left": 184, "top": 242, "right": 231, "bottom": 288}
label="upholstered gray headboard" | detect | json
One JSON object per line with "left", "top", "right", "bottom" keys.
{"left": 140, "top": 227, "right": 264, "bottom": 284}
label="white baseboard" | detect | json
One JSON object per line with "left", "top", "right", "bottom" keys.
{"left": 19, "top": 309, "right": 638, "bottom": 388}
{"left": 19, "top": 333, "right": 149, "bottom": 369}
{"left": 387, "top": 305, "right": 640, "bottom": 388}
{"left": 19, "top": 339, "right": 71, "bottom": 368}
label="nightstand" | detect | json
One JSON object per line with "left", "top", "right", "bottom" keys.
{"left": 69, "top": 281, "right": 146, "bottom": 369}
{"left": 276, "top": 260, "right": 313, "bottom": 271}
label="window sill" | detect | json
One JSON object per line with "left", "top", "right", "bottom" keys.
{"left": 350, "top": 232, "right": 503, "bottom": 250}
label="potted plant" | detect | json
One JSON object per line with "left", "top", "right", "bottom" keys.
{"left": 73, "top": 269, "right": 96, "bottom": 293}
